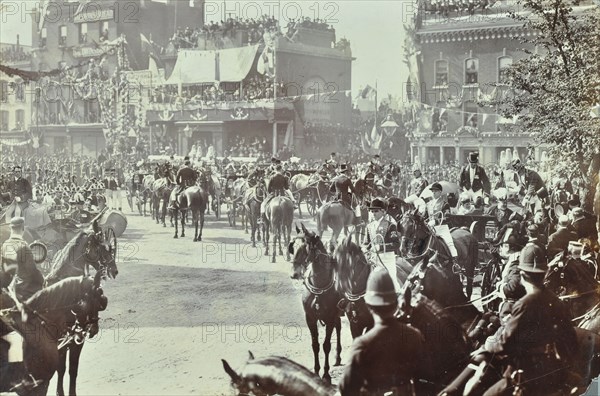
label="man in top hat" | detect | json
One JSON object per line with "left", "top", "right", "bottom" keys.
{"left": 329, "top": 163, "right": 356, "bottom": 210}
{"left": 547, "top": 215, "right": 578, "bottom": 257}
{"left": 425, "top": 182, "right": 450, "bottom": 226}
{"left": 407, "top": 163, "right": 428, "bottom": 198}
{"left": 5, "top": 165, "right": 33, "bottom": 220}
{"left": 169, "top": 157, "right": 197, "bottom": 210}
{"left": 103, "top": 168, "right": 119, "bottom": 211}
{"left": 441, "top": 243, "right": 577, "bottom": 396}
{"left": 363, "top": 198, "right": 400, "bottom": 254}
{"left": 339, "top": 269, "right": 430, "bottom": 396}
{"left": 1, "top": 217, "right": 43, "bottom": 301}
{"left": 326, "top": 152, "right": 338, "bottom": 169}
{"left": 459, "top": 152, "right": 490, "bottom": 205}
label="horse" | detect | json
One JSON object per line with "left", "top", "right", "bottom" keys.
{"left": 386, "top": 196, "right": 413, "bottom": 224}
{"left": 353, "top": 175, "right": 378, "bottom": 244}
{"left": 315, "top": 201, "right": 357, "bottom": 247}
{"left": 263, "top": 195, "right": 294, "bottom": 263}
{"left": 332, "top": 234, "right": 374, "bottom": 338}
{"left": 289, "top": 173, "right": 314, "bottom": 218}
{"left": 397, "top": 209, "right": 480, "bottom": 299}
{"left": 396, "top": 287, "right": 472, "bottom": 394}
{"left": 171, "top": 185, "right": 208, "bottom": 241}
{"left": 43, "top": 220, "right": 117, "bottom": 396}
{"left": 206, "top": 172, "right": 222, "bottom": 219}
{"left": 378, "top": 163, "right": 401, "bottom": 197}
{"left": 228, "top": 178, "right": 248, "bottom": 229}
{"left": 222, "top": 352, "right": 336, "bottom": 396}
{"left": 150, "top": 173, "right": 173, "bottom": 227}
{"left": 0, "top": 272, "right": 107, "bottom": 396}
{"left": 44, "top": 219, "right": 118, "bottom": 285}
{"left": 244, "top": 182, "right": 265, "bottom": 248}
{"left": 288, "top": 224, "right": 342, "bottom": 382}
{"left": 142, "top": 173, "right": 156, "bottom": 219}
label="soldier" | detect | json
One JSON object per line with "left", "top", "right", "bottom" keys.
{"left": 363, "top": 198, "right": 400, "bottom": 254}
{"left": 169, "top": 157, "right": 197, "bottom": 210}
{"left": 259, "top": 164, "right": 296, "bottom": 222}
{"left": 407, "top": 163, "right": 428, "bottom": 198}
{"left": 339, "top": 269, "right": 430, "bottom": 396}
{"left": 459, "top": 152, "right": 491, "bottom": 206}
{"left": 329, "top": 164, "right": 356, "bottom": 210}
{"left": 5, "top": 165, "right": 32, "bottom": 220}
{"left": 1, "top": 217, "right": 43, "bottom": 301}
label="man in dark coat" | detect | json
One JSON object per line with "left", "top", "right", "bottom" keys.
{"left": 511, "top": 158, "right": 547, "bottom": 214}
{"left": 169, "top": 158, "right": 197, "bottom": 209}
{"left": 6, "top": 165, "right": 32, "bottom": 219}
{"left": 260, "top": 164, "right": 295, "bottom": 221}
{"left": 339, "top": 269, "right": 430, "bottom": 396}
{"left": 570, "top": 207, "right": 598, "bottom": 242}
{"left": 329, "top": 164, "right": 356, "bottom": 210}
{"left": 485, "top": 189, "right": 513, "bottom": 227}
{"left": 459, "top": 152, "right": 491, "bottom": 205}
{"left": 547, "top": 215, "right": 578, "bottom": 257}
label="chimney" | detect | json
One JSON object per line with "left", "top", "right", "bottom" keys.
{"left": 17, "top": 34, "right": 20, "bottom": 49}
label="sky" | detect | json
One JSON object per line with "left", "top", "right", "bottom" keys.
{"left": 0, "top": 0, "right": 411, "bottom": 97}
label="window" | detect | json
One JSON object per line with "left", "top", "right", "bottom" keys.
{"left": 40, "top": 28, "right": 47, "bottom": 47}
{"left": 79, "top": 23, "right": 88, "bottom": 44}
{"left": 465, "top": 58, "right": 479, "bottom": 85}
{"left": 434, "top": 60, "right": 449, "bottom": 87}
{"left": 15, "top": 110, "right": 25, "bottom": 130}
{"left": 59, "top": 25, "right": 67, "bottom": 46}
{"left": 498, "top": 56, "right": 512, "bottom": 84}
{"left": 0, "top": 80, "right": 8, "bottom": 102}
{"left": 464, "top": 101, "right": 478, "bottom": 127}
{"left": 0, "top": 110, "right": 9, "bottom": 131}
{"left": 100, "top": 21, "right": 109, "bottom": 41}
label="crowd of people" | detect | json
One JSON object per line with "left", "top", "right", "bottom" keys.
{"left": 225, "top": 135, "right": 271, "bottom": 158}
{"left": 0, "top": 45, "right": 32, "bottom": 64}
{"left": 420, "top": 0, "right": 497, "bottom": 18}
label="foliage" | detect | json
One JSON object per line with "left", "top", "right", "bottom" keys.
{"left": 492, "top": 0, "right": 600, "bottom": 183}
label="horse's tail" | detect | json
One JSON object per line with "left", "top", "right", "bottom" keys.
{"left": 271, "top": 200, "right": 283, "bottom": 236}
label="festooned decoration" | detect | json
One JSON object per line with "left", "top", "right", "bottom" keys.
{"left": 455, "top": 126, "right": 479, "bottom": 138}
{"left": 159, "top": 110, "right": 174, "bottom": 122}
{"left": 231, "top": 107, "right": 249, "bottom": 120}
{"left": 191, "top": 109, "right": 208, "bottom": 121}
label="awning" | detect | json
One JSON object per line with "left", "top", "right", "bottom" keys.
{"left": 165, "top": 45, "right": 260, "bottom": 85}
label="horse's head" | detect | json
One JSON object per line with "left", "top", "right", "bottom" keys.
{"left": 86, "top": 220, "right": 118, "bottom": 279}
{"left": 73, "top": 271, "right": 108, "bottom": 342}
{"left": 333, "top": 233, "right": 369, "bottom": 294}
{"left": 545, "top": 253, "right": 598, "bottom": 298}
{"left": 397, "top": 209, "right": 430, "bottom": 257}
{"left": 387, "top": 197, "right": 410, "bottom": 223}
{"left": 288, "top": 223, "right": 328, "bottom": 280}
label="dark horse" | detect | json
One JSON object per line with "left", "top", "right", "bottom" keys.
{"left": 288, "top": 224, "right": 342, "bottom": 382}
{"left": 333, "top": 234, "right": 374, "bottom": 338}
{"left": 43, "top": 219, "right": 117, "bottom": 396}
{"left": 171, "top": 184, "right": 209, "bottom": 241}
{"left": 150, "top": 165, "right": 174, "bottom": 226}
{"left": 0, "top": 273, "right": 107, "bottom": 396}
{"left": 398, "top": 209, "right": 480, "bottom": 299}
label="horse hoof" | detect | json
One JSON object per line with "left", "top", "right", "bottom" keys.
{"left": 174, "top": 235, "right": 178, "bottom": 239}
{"left": 322, "top": 374, "right": 332, "bottom": 384}
{"left": 264, "top": 251, "right": 269, "bottom": 256}
{"left": 193, "top": 238, "right": 198, "bottom": 242}
{"left": 334, "top": 359, "right": 342, "bottom": 366}
{"left": 181, "top": 234, "right": 185, "bottom": 237}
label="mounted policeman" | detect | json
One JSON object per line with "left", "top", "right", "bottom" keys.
{"left": 169, "top": 156, "right": 197, "bottom": 210}
{"left": 259, "top": 163, "right": 296, "bottom": 223}
{"left": 329, "top": 163, "right": 356, "bottom": 210}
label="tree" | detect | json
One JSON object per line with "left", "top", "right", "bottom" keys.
{"left": 491, "top": 0, "right": 600, "bottom": 212}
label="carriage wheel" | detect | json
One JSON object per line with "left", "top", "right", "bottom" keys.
{"left": 481, "top": 258, "right": 501, "bottom": 312}
{"left": 103, "top": 227, "right": 118, "bottom": 263}
{"left": 307, "top": 194, "right": 317, "bottom": 216}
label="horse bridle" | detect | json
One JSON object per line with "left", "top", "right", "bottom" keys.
{"left": 399, "top": 214, "right": 433, "bottom": 259}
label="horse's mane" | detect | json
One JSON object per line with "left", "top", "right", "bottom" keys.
{"left": 334, "top": 237, "right": 369, "bottom": 293}
{"left": 46, "top": 231, "right": 89, "bottom": 280}
{"left": 26, "top": 276, "right": 92, "bottom": 312}
{"left": 547, "top": 257, "right": 599, "bottom": 294}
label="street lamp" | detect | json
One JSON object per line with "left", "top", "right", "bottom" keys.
{"left": 381, "top": 114, "right": 399, "bottom": 137}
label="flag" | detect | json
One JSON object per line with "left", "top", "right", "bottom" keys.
{"left": 140, "top": 33, "right": 151, "bottom": 52}
{"left": 361, "top": 124, "right": 383, "bottom": 155}
{"left": 360, "top": 85, "right": 376, "bottom": 100}
{"left": 257, "top": 45, "right": 274, "bottom": 77}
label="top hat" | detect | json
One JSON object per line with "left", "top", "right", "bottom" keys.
{"left": 271, "top": 157, "right": 278, "bottom": 163}
{"left": 518, "top": 243, "right": 548, "bottom": 273}
{"left": 330, "top": 152, "right": 336, "bottom": 157}
{"left": 339, "top": 163, "right": 349, "bottom": 173}
{"left": 184, "top": 156, "right": 190, "bottom": 161}
{"left": 364, "top": 268, "right": 397, "bottom": 307}
{"left": 468, "top": 152, "right": 479, "bottom": 163}
{"left": 369, "top": 197, "right": 386, "bottom": 211}
{"left": 568, "top": 198, "right": 581, "bottom": 208}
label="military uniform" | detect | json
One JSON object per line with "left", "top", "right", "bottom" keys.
{"left": 364, "top": 216, "right": 399, "bottom": 254}
{"left": 330, "top": 171, "right": 355, "bottom": 209}
{"left": 426, "top": 196, "right": 450, "bottom": 221}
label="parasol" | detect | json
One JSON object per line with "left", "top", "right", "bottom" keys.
{"left": 419, "top": 181, "right": 460, "bottom": 200}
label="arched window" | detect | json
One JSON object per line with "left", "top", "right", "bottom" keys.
{"left": 434, "top": 60, "right": 448, "bottom": 87}
{"left": 15, "top": 110, "right": 25, "bottom": 130}
{"left": 464, "top": 58, "right": 479, "bottom": 85}
{"left": 0, "top": 110, "right": 9, "bottom": 131}
{"left": 0, "top": 80, "right": 8, "bottom": 102}
{"left": 464, "top": 101, "right": 478, "bottom": 127}
{"left": 498, "top": 56, "right": 513, "bottom": 84}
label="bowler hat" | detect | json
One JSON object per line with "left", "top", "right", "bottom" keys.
{"left": 369, "top": 197, "right": 386, "bottom": 211}
{"left": 10, "top": 217, "right": 25, "bottom": 228}
{"left": 364, "top": 269, "right": 398, "bottom": 307}
{"left": 468, "top": 152, "right": 479, "bottom": 163}
{"left": 430, "top": 182, "right": 442, "bottom": 192}
{"left": 518, "top": 243, "right": 548, "bottom": 273}
{"left": 568, "top": 198, "right": 581, "bottom": 208}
